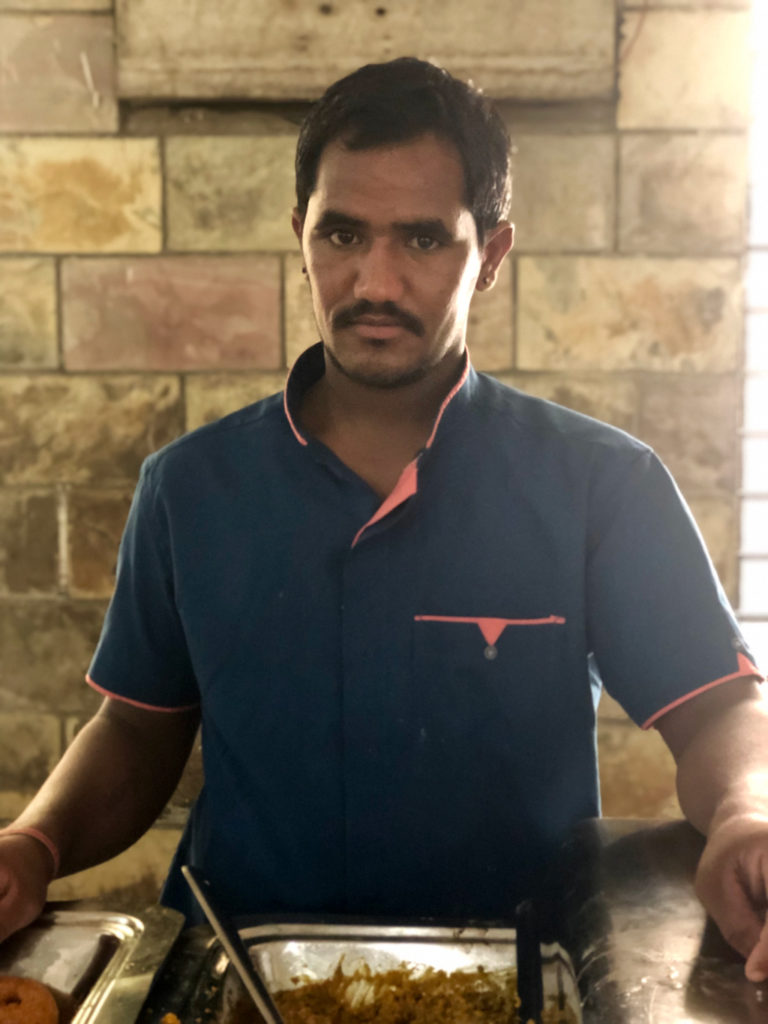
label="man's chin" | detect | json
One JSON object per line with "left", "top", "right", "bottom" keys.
{"left": 325, "top": 347, "right": 430, "bottom": 390}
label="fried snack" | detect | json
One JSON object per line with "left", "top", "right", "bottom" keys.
{"left": 0, "top": 976, "right": 58, "bottom": 1024}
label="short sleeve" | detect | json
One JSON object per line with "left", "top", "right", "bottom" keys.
{"left": 87, "top": 457, "right": 200, "bottom": 710}
{"left": 586, "top": 449, "right": 761, "bottom": 727}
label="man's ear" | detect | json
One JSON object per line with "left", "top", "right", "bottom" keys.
{"left": 476, "top": 221, "right": 514, "bottom": 291}
{"left": 291, "top": 208, "right": 304, "bottom": 244}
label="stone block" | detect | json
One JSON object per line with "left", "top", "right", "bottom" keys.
{"left": 185, "top": 372, "right": 285, "bottom": 431}
{"left": 618, "top": 10, "right": 751, "bottom": 128}
{"left": 619, "top": 134, "right": 749, "bottom": 254}
{"left": 686, "top": 495, "right": 739, "bottom": 603}
{"left": 467, "top": 262, "right": 514, "bottom": 372}
{"left": 598, "top": 718, "right": 681, "bottom": 819}
{"left": 0, "top": 489, "right": 58, "bottom": 594}
{"left": 0, "top": 599, "right": 106, "bottom": 712}
{"left": 0, "top": 259, "right": 58, "bottom": 368}
{"left": 62, "top": 256, "right": 281, "bottom": 371}
{"left": 67, "top": 488, "right": 133, "bottom": 598}
{"left": 638, "top": 375, "right": 740, "bottom": 493}
{"left": 512, "top": 135, "right": 615, "bottom": 252}
{"left": 0, "top": 712, "right": 60, "bottom": 789}
{"left": 117, "top": 0, "right": 615, "bottom": 101}
{"left": 498, "top": 373, "right": 638, "bottom": 434}
{"left": 0, "top": 139, "right": 161, "bottom": 253}
{"left": 0, "top": 14, "right": 117, "bottom": 133}
{"left": 0, "top": 0, "right": 111, "bottom": 8}
{"left": 517, "top": 257, "right": 742, "bottom": 372}
{"left": 166, "top": 135, "right": 297, "bottom": 252}
{"left": 621, "top": 0, "right": 748, "bottom": 7}
{"left": 284, "top": 253, "right": 318, "bottom": 368}
{"left": 0, "top": 375, "right": 183, "bottom": 486}
{"left": 47, "top": 825, "right": 183, "bottom": 903}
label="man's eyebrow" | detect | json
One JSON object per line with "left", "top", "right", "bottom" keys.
{"left": 394, "top": 219, "right": 454, "bottom": 241}
{"left": 312, "top": 210, "right": 366, "bottom": 232}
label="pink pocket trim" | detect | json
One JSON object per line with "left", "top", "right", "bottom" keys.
{"left": 414, "top": 614, "right": 566, "bottom": 646}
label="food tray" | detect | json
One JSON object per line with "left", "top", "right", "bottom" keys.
{"left": 178, "top": 921, "right": 583, "bottom": 1023}
{"left": 0, "top": 902, "right": 184, "bottom": 1024}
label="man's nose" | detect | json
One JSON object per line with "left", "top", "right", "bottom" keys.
{"left": 353, "top": 241, "right": 405, "bottom": 303}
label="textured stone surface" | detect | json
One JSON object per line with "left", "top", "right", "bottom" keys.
{"left": 618, "top": 10, "right": 751, "bottom": 128}
{"left": 638, "top": 376, "right": 740, "bottom": 493}
{"left": 467, "top": 262, "right": 514, "bottom": 372}
{"left": 47, "top": 825, "right": 183, "bottom": 902}
{"left": 517, "top": 257, "right": 742, "bottom": 372}
{"left": 619, "top": 134, "right": 749, "bottom": 254}
{"left": 499, "top": 373, "right": 638, "bottom": 434}
{"left": 0, "top": 600, "right": 106, "bottom": 712}
{"left": 0, "top": 0, "right": 111, "bottom": 8}
{"left": 185, "top": 372, "right": 285, "bottom": 430}
{"left": 0, "top": 490, "right": 58, "bottom": 594}
{"left": 166, "top": 136, "right": 297, "bottom": 251}
{"left": 62, "top": 256, "right": 281, "bottom": 370}
{"left": 598, "top": 718, "right": 681, "bottom": 819}
{"left": 512, "top": 135, "right": 615, "bottom": 252}
{"left": 117, "top": 0, "right": 615, "bottom": 101}
{"left": 0, "top": 139, "right": 161, "bottom": 253}
{"left": 284, "top": 253, "right": 318, "bottom": 368}
{"left": 621, "top": 0, "right": 748, "bottom": 8}
{"left": 687, "top": 495, "right": 738, "bottom": 603}
{"left": 0, "top": 375, "right": 183, "bottom": 485}
{"left": 0, "top": 14, "right": 117, "bottom": 133}
{"left": 0, "top": 259, "right": 58, "bottom": 368}
{"left": 0, "top": 712, "right": 60, "bottom": 788}
{"left": 68, "top": 488, "right": 133, "bottom": 597}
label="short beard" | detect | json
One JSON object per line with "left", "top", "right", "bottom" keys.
{"left": 324, "top": 343, "right": 432, "bottom": 390}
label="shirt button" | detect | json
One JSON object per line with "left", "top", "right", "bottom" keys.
{"left": 484, "top": 644, "right": 498, "bottom": 660}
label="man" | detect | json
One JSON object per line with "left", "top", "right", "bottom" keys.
{"left": 1, "top": 57, "right": 767, "bottom": 982}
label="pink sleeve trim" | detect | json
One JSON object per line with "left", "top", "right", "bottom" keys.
{"left": 86, "top": 674, "right": 200, "bottom": 713}
{"left": 642, "top": 653, "right": 764, "bottom": 730}
{"left": 0, "top": 826, "right": 60, "bottom": 877}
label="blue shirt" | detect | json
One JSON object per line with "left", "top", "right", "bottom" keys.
{"left": 88, "top": 343, "right": 761, "bottom": 924}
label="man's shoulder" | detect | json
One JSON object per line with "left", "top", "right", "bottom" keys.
{"left": 471, "top": 370, "right": 650, "bottom": 459}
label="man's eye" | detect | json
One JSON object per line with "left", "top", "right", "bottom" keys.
{"left": 328, "top": 229, "right": 358, "bottom": 246}
{"left": 408, "top": 235, "right": 440, "bottom": 251}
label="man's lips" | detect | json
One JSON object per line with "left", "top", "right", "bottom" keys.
{"left": 350, "top": 316, "right": 407, "bottom": 339}
{"left": 332, "top": 303, "right": 425, "bottom": 337}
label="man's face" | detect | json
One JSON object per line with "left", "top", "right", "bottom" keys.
{"left": 293, "top": 133, "right": 511, "bottom": 389}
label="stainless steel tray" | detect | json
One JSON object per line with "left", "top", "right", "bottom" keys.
{"left": 0, "top": 902, "right": 184, "bottom": 1024}
{"left": 181, "top": 921, "right": 583, "bottom": 1022}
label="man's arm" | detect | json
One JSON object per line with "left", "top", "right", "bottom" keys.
{"left": 655, "top": 677, "right": 768, "bottom": 981}
{"left": 0, "top": 696, "right": 200, "bottom": 943}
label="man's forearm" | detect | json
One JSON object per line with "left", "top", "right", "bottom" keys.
{"left": 9, "top": 699, "right": 199, "bottom": 877}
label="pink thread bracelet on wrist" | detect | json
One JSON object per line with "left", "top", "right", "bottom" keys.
{"left": 0, "top": 826, "right": 60, "bottom": 877}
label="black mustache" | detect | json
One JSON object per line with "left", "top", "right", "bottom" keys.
{"left": 332, "top": 301, "right": 425, "bottom": 337}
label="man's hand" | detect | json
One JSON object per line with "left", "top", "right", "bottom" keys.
{"left": 0, "top": 833, "right": 53, "bottom": 945}
{"left": 694, "top": 813, "right": 768, "bottom": 982}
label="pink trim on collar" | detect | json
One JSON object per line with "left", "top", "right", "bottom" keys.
{"left": 642, "top": 652, "right": 764, "bottom": 730}
{"left": 283, "top": 384, "right": 308, "bottom": 446}
{"left": 351, "top": 459, "right": 419, "bottom": 548}
{"left": 424, "top": 354, "right": 470, "bottom": 449}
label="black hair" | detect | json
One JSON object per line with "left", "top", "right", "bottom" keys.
{"left": 295, "top": 57, "right": 511, "bottom": 239}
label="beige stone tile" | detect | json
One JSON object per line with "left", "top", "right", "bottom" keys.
{"left": 0, "top": 489, "right": 58, "bottom": 594}
{"left": 618, "top": 10, "right": 751, "bottom": 128}
{"left": 511, "top": 135, "right": 615, "bottom": 252}
{"left": 517, "top": 257, "right": 742, "bottom": 372}
{"left": 0, "top": 139, "right": 161, "bottom": 253}
{"left": 619, "top": 134, "right": 749, "bottom": 254}
{"left": 284, "top": 252, "right": 319, "bottom": 368}
{"left": 468, "top": 261, "right": 514, "bottom": 372}
{"left": 67, "top": 488, "right": 132, "bottom": 598}
{"left": 0, "top": 599, "right": 105, "bottom": 712}
{"left": 0, "top": 14, "right": 117, "bottom": 133}
{"left": 0, "top": 374, "right": 183, "bottom": 485}
{"left": 598, "top": 718, "right": 681, "bottom": 819}
{"left": 638, "top": 375, "right": 740, "bottom": 493}
{"left": 62, "top": 256, "right": 281, "bottom": 371}
{"left": 0, "top": 712, "right": 60, "bottom": 788}
{"left": 185, "top": 372, "right": 286, "bottom": 431}
{"left": 0, "top": 259, "right": 58, "bottom": 368}
{"left": 0, "top": 0, "right": 111, "bottom": 8}
{"left": 48, "top": 826, "right": 183, "bottom": 903}
{"left": 621, "top": 0, "right": 748, "bottom": 7}
{"left": 497, "top": 373, "right": 638, "bottom": 434}
{"left": 0, "top": 792, "right": 34, "bottom": 821}
{"left": 686, "top": 494, "right": 739, "bottom": 603}
{"left": 166, "top": 135, "right": 297, "bottom": 252}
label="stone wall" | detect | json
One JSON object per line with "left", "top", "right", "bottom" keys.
{"left": 0, "top": 0, "right": 752, "bottom": 903}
